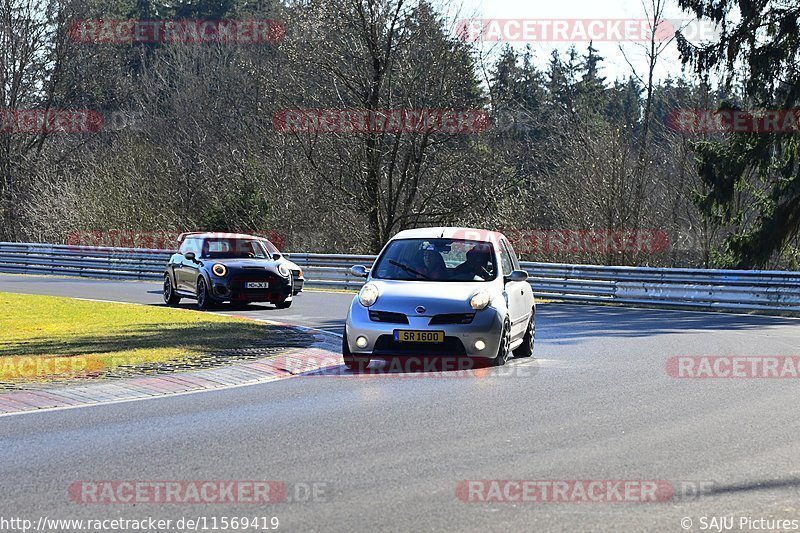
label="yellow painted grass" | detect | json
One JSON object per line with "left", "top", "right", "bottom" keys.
{"left": 0, "top": 292, "right": 270, "bottom": 384}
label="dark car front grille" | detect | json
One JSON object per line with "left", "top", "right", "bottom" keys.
{"left": 231, "top": 272, "right": 282, "bottom": 283}
{"left": 428, "top": 313, "right": 475, "bottom": 325}
{"left": 369, "top": 310, "right": 409, "bottom": 324}
{"left": 229, "top": 273, "right": 290, "bottom": 301}
{"left": 372, "top": 335, "right": 467, "bottom": 357}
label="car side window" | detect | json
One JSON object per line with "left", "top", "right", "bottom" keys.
{"left": 179, "top": 239, "right": 191, "bottom": 255}
{"left": 183, "top": 238, "right": 200, "bottom": 256}
{"left": 262, "top": 240, "right": 279, "bottom": 255}
{"left": 505, "top": 240, "right": 521, "bottom": 270}
{"left": 499, "top": 239, "right": 514, "bottom": 275}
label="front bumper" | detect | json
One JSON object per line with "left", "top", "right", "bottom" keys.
{"left": 291, "top": 273, "right": 304, "bottom": 295}
{"left": 345, "top": 302, "right": 504, "bottom": 359}
{"left": 212, "top": 274, "right": 292, "bottom": 302}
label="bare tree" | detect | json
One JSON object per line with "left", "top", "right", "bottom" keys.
{"left": 276, "top": 0, "right": 509, "bottom": 252}
{"left": 0, "top": 0, "right": 74, "bottom": 239}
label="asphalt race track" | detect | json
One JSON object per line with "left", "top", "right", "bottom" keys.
{"left": 2, "top": 274, "right": 800, "bottom": 532}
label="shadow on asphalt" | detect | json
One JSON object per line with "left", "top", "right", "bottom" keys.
{"left": 147, "top": 301, "right": 282, "bottom": 311}
{"left": 151, "top": 302, "right": 349, "bottom": 334}
{"left": 704, "top": 477, "right": 800, "bottom": 497}
{"left": 539, "top": 303, "right": 799, "bottom": 341}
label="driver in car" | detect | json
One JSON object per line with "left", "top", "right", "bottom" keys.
{"left": 453, "top": 245, "right": 493, "bottom": 281}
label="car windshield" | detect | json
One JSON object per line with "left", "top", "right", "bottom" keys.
{"left": 371, "top": 238, "right": 496, "bottom": 282}
{"left": 200, "top": 238, "right": 268, "bottom": 259}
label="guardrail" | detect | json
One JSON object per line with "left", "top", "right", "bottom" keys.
{"left": 1, "top": 242, "right": 799, "bottom": 314}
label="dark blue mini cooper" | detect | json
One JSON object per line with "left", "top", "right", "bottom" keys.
{"left": 163, "top": 232, "right": 304, "bottom": 310}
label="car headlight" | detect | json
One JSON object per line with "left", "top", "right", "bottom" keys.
{"left": 359, "top": 283, "right": 379, "bottom": 307}
{"left": 470, "top": 290, "right": 491, "bottom": 310}
{"left": 212, "top": 263, "right": 227, "bottom": 277}
{"left": 277, "top": 264, "right": 290, "bottom": 278}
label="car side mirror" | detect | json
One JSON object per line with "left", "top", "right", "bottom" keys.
{"left": 505, "top": 270, "right": 528, "bottom": 283}
{"left": 272, "top": 253, "right": 282, "bottom": 261}
{"left": 350, "top": 265, "right": 368, "bottom": 278}
{"left": 184, "top": 252, "right": 197, "bottom": 262}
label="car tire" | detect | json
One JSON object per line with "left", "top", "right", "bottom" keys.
{"left": 513, "top": 309, "right": 535, "bottom": 358}
{"left": 490, "top": 319, "right": 511, "bottom": 367}
{"left": 275, "top": 299, "right": 292, "bottom": 309}
{"left": 196, "top": 277, "right": 213, "bottom": 310}
{"left": 163, "top": 275, "right": 181, "bottom": 306}
{"left": 342, "top": 330, "right": 370, "bottom": 371}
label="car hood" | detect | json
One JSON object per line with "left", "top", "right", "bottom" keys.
{"left": 206, "top": 258, "right": 280, "bottom": 270}
{"left": 281, "top": 259, "right": 302, "bottom": 271}
{"left": 366, "top": 279, "right": 492, "bottom": 316}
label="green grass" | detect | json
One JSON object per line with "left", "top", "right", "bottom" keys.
{"left": 0, "top": 292, "right": 279, "bottom": 385}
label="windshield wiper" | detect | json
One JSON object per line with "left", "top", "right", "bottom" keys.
{"left": 388, "top": 260, "right": 430, "bottom": 280}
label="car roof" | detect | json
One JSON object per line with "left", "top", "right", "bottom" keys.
{"left": 390, "top": 227, "right": 505, "bottom": 243}
{"left": 178, "top": 232, "right": 268, "bottom": 242}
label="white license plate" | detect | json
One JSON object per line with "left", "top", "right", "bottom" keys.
{"left": 245, "top": 282, "right": 270, "bottom": 289}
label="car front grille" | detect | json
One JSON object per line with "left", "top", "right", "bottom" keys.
{"left": 369, "top": 310, "right": 409, "bottom": 324}
{"left": 428, "top": 313, "right": 475, "bottom": 325}
{"left": 231, "top": 272, "right": 282, "bottom": 284}
{"left": 228, "top": 273, "right": 291, "bottom": 301}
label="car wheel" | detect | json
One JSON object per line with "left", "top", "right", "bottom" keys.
{"left": 163, "top": 276, "right": 181, "bottom": 306}
{"left": 342, "top": 330, "right": 370, "bottom": 371}
{"left": 275, "top": 299, "right": 292, "bottom": 309}
{"left": 196, "top": 277, "right": 213, "bottom": 310}
{"left": 513, "top": 309, "right": 535, "bottom": 358}
{"left": 491, "top": 319, "right": 511, "bottom": 367}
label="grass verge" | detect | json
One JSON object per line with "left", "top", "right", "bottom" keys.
{"left": 0, "top": 292, "right": 285, "bottom": 387}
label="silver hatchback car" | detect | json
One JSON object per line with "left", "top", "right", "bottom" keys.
{"left": 343, "top": 227, "right": 535, "bottom": 370}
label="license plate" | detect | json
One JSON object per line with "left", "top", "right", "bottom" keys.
{"left": 394, "top": 330, "right": 445, "bottom": 343}
{"left": 245, "top": 282, "right": 270, "bottom": 289}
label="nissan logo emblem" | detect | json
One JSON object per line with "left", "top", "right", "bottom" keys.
{"left": 416, "top": 306, "right": 426, "bottom": 314}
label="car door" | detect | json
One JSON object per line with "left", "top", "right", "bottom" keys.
{"left": 172, "top": 239, "right": 190, "bottom": 292}
{"left": 184, "top": 237, "right": 204, "bottom": 294}
{"left": 507, "top": 239, "right": 533, "bottom": 337}
{"left": 500, "top": 239, "right": 527, "bottom": 340}
{"left": 177, "top": 238, "right": 201, "bottom": 293}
